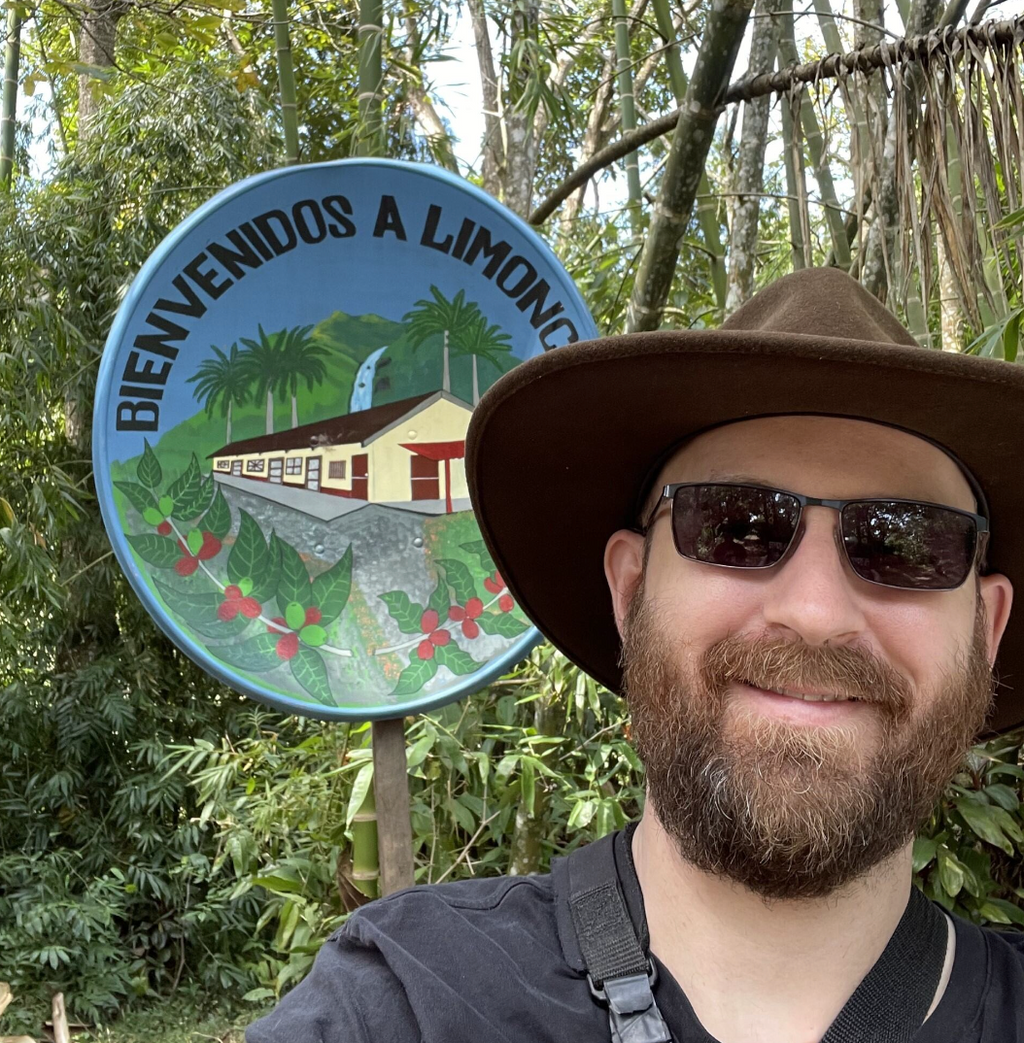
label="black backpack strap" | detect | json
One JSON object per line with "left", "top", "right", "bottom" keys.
{"left": 821, "top": 885, "right": 949, "bottom": 1043}
{"left": 564, "top": 833, "right": 672, "bottom": 1043}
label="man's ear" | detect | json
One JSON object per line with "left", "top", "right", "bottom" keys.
{"left": 979, "top": 572, "right": 1014, "bottom": 666}
{"left": 604, "top": 529, "right": 645, "bottom": 638}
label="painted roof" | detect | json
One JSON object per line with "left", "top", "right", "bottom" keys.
{"left": 208, "top": 391, "right": 469, "bottom": 459}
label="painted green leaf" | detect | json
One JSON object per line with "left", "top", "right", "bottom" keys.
{"left": 379, "top": 591, "right": 426, "bottom": 635}
{"left": 227, "top": 511, "right": 269, "bottom": 585}
{"left": 137, "top": 439, "right": 163, "bottom": 489}
{"left": 239, "top": 576, "right": 254, "bottom": 597}
{"left": 188, "top": 475, "right": 216, "bottom": 518}
{"left": 210, "top": 632, "right": 283, "bottom": 672}
{"left": 290, "top": 646, "right": 333, "bottom": 704}
{"left": 427, "top": 573, "right": 450, "bottom": 617}
{"left": 152, "top": 576, "right": 222, "bottom": 621}
{"left": 250, "top": 532, "right": 281, "bottom": 603}
{"left": 460, "top": 539, "right": 495, "bottom": 574}
{"left": 477, "top": 611, "right": 529, "bottom": 638}
{"left": 276, "top": 539, "right": 312, "bottom": 615}
{"left": 204, "top": 488, "right": 232, "bottom": 541}
{"left": 128, "top": 532, "right": 182, "bottom": 568}
{"left": 187, "top": 528, "right": 204, "bottom": 556}
{"left": 391, "top": 656, "right": 438, "bottom": 696}
{"left": 310, "top": 545, "right": 353, "bottom": 625}
{"left": 168, "top": 455, "right": 203, "bottom": 519}
{"left": 188, "top": 613, "right": 251, "bottom": 638}
{"left": 436, "top": 558, "right": 477, "bottom": 603}
{"left": 114, "top": 480, "right": 157, "bottom": 516}
{"left": 433, "top": 644, "right": 480, "bottom": 676}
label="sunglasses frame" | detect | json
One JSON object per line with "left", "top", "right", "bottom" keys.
{"left": 642, "top": 481, "right": 991, "bottom": 592}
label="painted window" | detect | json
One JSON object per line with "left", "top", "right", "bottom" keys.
{"left": 246, "top": 459, "right": 265, "bottom": 473}
{"left": 216, "top": 460, "right": 230, "bottom": 470}
{"left": 329, "top": 460, "right": 347, "bottom": 479}
{"left": 286, "top": 457, "right": 304, "bottom": 475}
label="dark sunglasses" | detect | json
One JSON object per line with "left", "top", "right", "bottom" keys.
{"left": 642, "top": 482, "right": 990, "bottom": 591}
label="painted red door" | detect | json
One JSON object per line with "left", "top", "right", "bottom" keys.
{"left": 352, "top": 454, "right": 369, "bottom": 499}
{"left": 410, "top": 455, "right": 440, "bottom": 500}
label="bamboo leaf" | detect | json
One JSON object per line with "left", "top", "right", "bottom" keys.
{"left": 346, "top": 763, "right": 374, "bottom": 828}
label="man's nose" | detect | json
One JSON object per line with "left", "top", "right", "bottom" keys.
{"left": 759, "top": 506, "right": 868, "bottom": 647}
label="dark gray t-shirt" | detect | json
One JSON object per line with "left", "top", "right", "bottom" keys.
{"left": 247, "top": 830, "right": 1024, "bottom": 1042}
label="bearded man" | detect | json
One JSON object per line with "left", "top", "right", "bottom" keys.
{"left": 247, "top": 268, "right": 1024, "bottom": 1043}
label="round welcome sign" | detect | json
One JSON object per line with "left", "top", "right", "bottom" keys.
{"left": 94, "top": 160, "right": 597, "bottom": 720}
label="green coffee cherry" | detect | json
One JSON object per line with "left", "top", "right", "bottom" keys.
{"left": 285, "top": 601, "right": 306, "bottom": 631}
{"left": 300, "top": 624, "right": 326, "bottom": 647}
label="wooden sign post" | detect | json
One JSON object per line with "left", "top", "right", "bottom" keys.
{"left": 371, "top": 717, "right": 414, "bottom": 894}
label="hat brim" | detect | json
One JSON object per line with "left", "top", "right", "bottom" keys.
{"left": 466, "top": 328, "right": 1024, "bottom": 736}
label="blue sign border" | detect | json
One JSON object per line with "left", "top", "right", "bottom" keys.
{"left": 93, "top": 158, "right": 598, "bottom": 721}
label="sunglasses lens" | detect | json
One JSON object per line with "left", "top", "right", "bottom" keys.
{"left": 672, "top": 484, "right": 802, "bottom": 568}
{"left": 841, "top": 501, "right": 977, "bottom": 590}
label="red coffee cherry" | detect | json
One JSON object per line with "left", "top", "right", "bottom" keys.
{"left": 499, "top": 594, "right": 514, "bottom": 613}
{"left": 175, "top": 555, "right": 200, "bottom": 576}
{"left": 430, "top": 628, "right": 451, "bottom": 647}
{"left": 305, "top": 606, "right": 322, "bottom": 626}
{"left": 465, "top": 598, "right": 483, "bottom": 620}
{"left": 217, "top": 599, "right": 240, "bottom": 621}
{"left": 224, "top": 585, "right": 242, "bottom": 600}
{"left": 417, "top": 639, "right": 435, "bottom": 660}
{"left": 239, "top": 597, "right": 261, "bottom": 619}
{"left": 157, "top": 521, "right": 172, "bottom": 536}
{"left": 266, "top": 616, "right": 288, "bottom": 635}
{"left": 461, "top": 619, "right": 479, "bottom": 640}
{"left": 276, "top": 633, "right": 299, "bottom": 660}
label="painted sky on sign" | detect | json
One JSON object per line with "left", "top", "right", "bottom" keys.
{"left": 101, "top": 161, "right": 598, "bottom": 463}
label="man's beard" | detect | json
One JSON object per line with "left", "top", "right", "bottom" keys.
{"left": 622, "top": 594, "right": 994, "bottom": 901}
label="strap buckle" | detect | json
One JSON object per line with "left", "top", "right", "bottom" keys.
{"left": 587, "top": 962, "right": 672, "bottom": 1043}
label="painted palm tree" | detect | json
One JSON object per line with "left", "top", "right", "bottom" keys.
{"left": 455, "top": 309, "right": 513, "bottom": 405}
{"left": 239, "top": 324, "right": 284, "bottom": 435}
{"left": 276, "top": 324, "right": 328, "bottom": 428}
{"left": 186, "top": 342, "right": 251, "bottom": 444}
{"left": 402, "top": 287, "right": 476, "bottom": 393}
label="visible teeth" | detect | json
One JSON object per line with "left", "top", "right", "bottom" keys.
{"left": 768, "top": 687, "right": 852, "bottom": 703}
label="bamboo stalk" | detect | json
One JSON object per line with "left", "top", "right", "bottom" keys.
{"left": 270, "top": 0, "right": 300, "bottom": 165}
{"left": 350, "top": 772, "right": 379, "bottom": 899}
{"left": 625, "top": 0, "right": 755, "bottom": 332}
{"left": 1, "top": 4, "right": 22, "bottom": 191}
{"left": 612, "top": 0, "right": 643, "bottom": 238}
{"left": 780, "top": 85, "right": 807, "bottom": 269}
{"left": 357, "top": 0, "right": 384, "bottom": 157}
{"left": 651, "top": 0, "right": 728, "bottom": 308}
{"left": 777, "top": 19, "right": 851, "bottom": 266}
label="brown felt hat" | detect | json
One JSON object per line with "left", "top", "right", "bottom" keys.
{"left": 466, "top": 267, "right": 1024, "bottom": 736}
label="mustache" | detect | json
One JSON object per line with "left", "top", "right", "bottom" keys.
{"left": 700, "top": 634, "right": 912, "bottom": 715}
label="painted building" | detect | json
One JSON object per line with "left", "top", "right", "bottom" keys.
{"left": 208, "top": 391, "right": 473, "bottom": 512}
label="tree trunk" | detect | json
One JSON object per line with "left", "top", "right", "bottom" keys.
{"left": 266, "top": 389, "right": 274, "bottom": 435}
{"left": 77, "top": 0, "right": 122, "bottom": 144}
{"left": 1, "top": 4, "right": 22, "bottom": 191}
{"left": 612, "top": 0, "right": 643, "bottom": 238}
{"left": 291, "top": 394, "right": 298, "bottom": 428}
{"left": 226, "top": 400, "right": 233, "bottom": 444}
{"left": 626, "top": 0, "right": 754, "bottom": 333}
{"left": 356, "top": 0, "right": 383, "bottom": 157}
{"left": 502, "top": 0, "right": 540, "bottom": 216}
{"left": 472, "top": 354, "right": 480, "bottom": 406}
{"left": 467, "top": 0, "right": 502, "bottom": 197}
{"left": 271, "top": 0, "right": 300, "bottom": 165}
{"left": 442, "top": 329, "right": 450, "bottom": 393}
{"left": 725, "top": 0, "right": 779, "bottom": 313}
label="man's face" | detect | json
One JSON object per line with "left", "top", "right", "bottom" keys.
{"left": 604, "top": 416, "right": 1013, "bottom": 900}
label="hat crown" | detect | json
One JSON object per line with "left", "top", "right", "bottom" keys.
{"left": 721, "top": 267, "right": 919, "bottom": 347}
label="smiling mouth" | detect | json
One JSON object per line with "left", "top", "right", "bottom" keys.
{"left": 740, "top": 682, "right": 861, "bottom": 704}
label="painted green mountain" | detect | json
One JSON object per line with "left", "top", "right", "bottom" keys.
{"left": 116, "top": 309, "right": 516, "bottom": 483}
